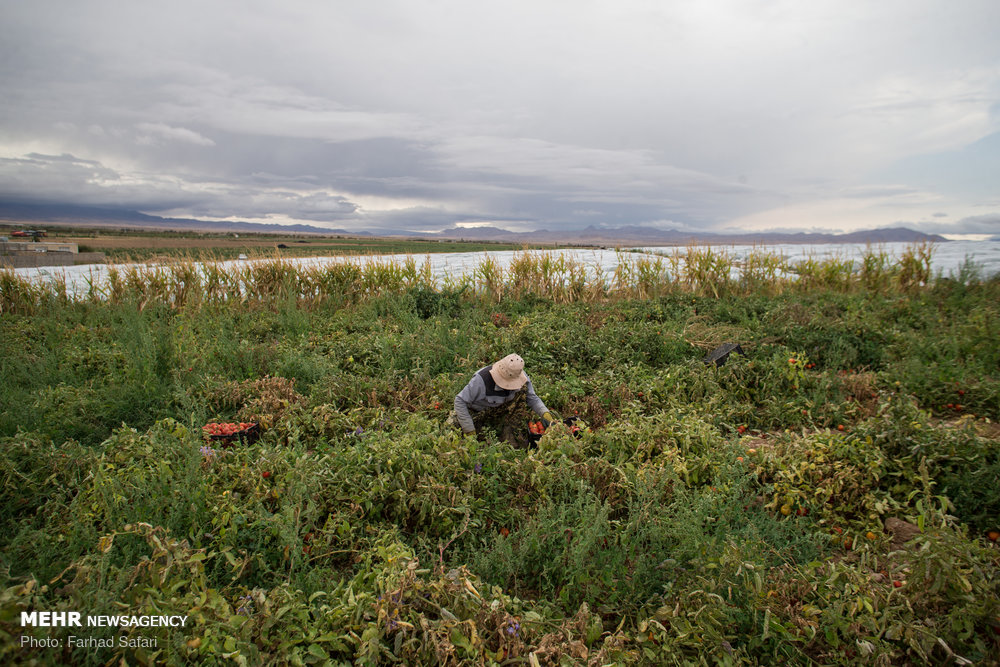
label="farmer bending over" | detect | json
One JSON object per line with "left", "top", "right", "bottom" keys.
{"left": 452, "top": 353, "right": 554, "bottom": 447}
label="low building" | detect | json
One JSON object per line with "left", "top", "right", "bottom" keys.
{"left": 0, "top": 239, "right": 106, "bottom": 268}
{"left": 8, "top": 241, "right": 79, "bottom": 253}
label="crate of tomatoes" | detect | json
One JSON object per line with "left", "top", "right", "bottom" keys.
{"left": 562, "top": 415, "right": 584, "bottom": 438}
{"left": 526, "top": 415, "right": 585, "bottom": 446}
{"left": 527, "top": 420, "right": 546, "bottom": 445}
{"left": 202, "top": 421, "right": 260, "bottom": 447}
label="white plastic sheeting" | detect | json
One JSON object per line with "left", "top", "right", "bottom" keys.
{"left": 11, "top": 241, "right": 999, "bottom": 298}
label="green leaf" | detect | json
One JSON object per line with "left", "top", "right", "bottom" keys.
{"left": 450, "top": 628, "right": 474, "bottom": 653}
{"left": 307, "top": 644, "right": 329, "bottom": 661}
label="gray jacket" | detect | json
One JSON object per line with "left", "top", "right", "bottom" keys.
{"left": 453, "top": 366, "right": 549, "bottom": 432}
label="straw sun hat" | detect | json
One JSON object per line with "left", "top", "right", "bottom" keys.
{"left": 489, "top": 353, "right": 529, "bottom": 391}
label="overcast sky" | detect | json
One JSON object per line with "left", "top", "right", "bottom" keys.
{"left": 1, "top": 1, "right": 999, "bottom": 237}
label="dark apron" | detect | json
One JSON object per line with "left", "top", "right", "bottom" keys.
{"left": 451, "top": 386, "right": 534, "bottom": 449}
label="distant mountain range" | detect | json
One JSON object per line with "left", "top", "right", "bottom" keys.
{"left": 421, "top": 224, "right": 948, "bottom": 245}
{"left": 0, "top": 200, "right": 948, "bottom": 245}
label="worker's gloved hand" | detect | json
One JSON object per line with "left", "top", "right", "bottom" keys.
{"left": 462, "top": 429, "right": 477, "bottom": 439}
{"left": 541, "top": 412, "right": 555, "bottom": 428}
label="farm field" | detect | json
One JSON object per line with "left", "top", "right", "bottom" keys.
{"left": 1, "top": 225, "right": 560, "bottom": 262}
{"left": 1, "top": 247, "right": 999, "bottom": 665}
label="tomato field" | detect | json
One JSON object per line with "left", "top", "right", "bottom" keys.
{"left": 1, "top": 247, "right": 999, "bottom": 665}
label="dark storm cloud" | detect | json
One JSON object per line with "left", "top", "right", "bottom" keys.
{"left": 912, "top": 213, "right": 1000, "bottom": 235}
{"left": 955, "top": 214, "right": 1000, "bottom": 234}
{"left": 1, "top": 1, "right": 999, "bottom": 234}
{"left": 0, "top": 153, "right": 197, "bottom": 210}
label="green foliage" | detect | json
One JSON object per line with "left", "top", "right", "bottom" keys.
{"left": 2, "top": 254, "right": 1000, "bottom": 664}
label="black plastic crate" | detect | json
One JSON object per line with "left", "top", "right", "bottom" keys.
{"left": 206, "top": 422, "right": 261, "bottom": 447}
{"left": 703, "top": 342, "right": 746, "bottom": 367}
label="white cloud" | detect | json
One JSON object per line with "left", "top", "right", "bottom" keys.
{"left": 0, "top": 0, "right": 998, "bottom": 233}
{"left": 135, "top": 122, "right": 215, "bottom": 146}
{"left": 724, "top": 189, "right": 1000, "bottom": 236}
